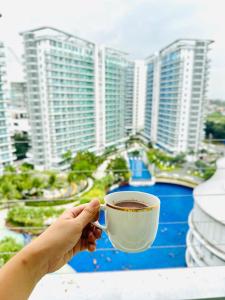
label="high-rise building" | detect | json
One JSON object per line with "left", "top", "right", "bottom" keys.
{"left": 0, "top": 42, "right": 14, "bottom": 173}
{"left": 21, "top": 27, "right": 97, "bottom": 169}
{"left": 8, "top": 81, "right": 29, "bottom": 136}
{"left": 133, "top": 60, "right": 146, "bottom": 135}
{"left": 21, "top": 27, "right": 132, "bottom": 169}
{"left": 144, "top": 55, "right": 160, "bottom": 142}
{"left": 125, "top": 60, "right": 135, "bottom": 135}
{"left": 10, "top": 82, "right": 27, "bottom": 110}
{"left": 97, "top": 46, "right": 128, "bottom": 150}
{"left": 144, "top": 39, "right": 213, "bottom": 153}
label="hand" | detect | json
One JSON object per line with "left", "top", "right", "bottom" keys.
{"left": 31, "top": 199, "right": 102, "bottom": 273}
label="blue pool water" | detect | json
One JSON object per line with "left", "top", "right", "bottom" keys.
{"left": 129, "top": 158, "right": 151, "bottom": 180}
{"left": 69, "top": 183, "right": 193, "bottom": 272}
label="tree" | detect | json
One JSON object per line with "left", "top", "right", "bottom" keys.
{"left": 13, "top": 133, "right": 30, "bottom": 160}
{"left": 4, "top": 165, "right": 16, "bottom": 173}
{"left": 48, "top": 173, "right": 57, "bottom": 189}
{"left": 0, "top": 181, "right": 21, "bottom": 200}
{"left": 171, "top": 153, "right": 186, "bottom": 165}
{"left": 71, "top": 151, "right": 101, "bottom": 178}
{"left": 62, "top": 150, "right": 73, "bottom": 165}
{"left": 107, "top": 156, "right": 131, "bottom": 182}
{"left": 19, "top": 163, "right": 34, "bottom": 172}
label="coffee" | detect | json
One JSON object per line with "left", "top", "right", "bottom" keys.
{"left": 115, "top": 201, "right": 148, "bottom": 209}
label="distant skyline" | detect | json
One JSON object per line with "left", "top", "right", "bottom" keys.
{"left": 1, "top": 0, "right": 225, "bottom": 98}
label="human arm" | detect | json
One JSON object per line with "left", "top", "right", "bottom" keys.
{"left": 0, "top": 199, "right": 101, "bottom": 300}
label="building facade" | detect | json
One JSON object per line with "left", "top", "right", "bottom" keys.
{"left": 132, "top": 60, "right": 146, "bottom": 135}
{"left": 21, "top": 27, "right": 97, "bottom": 169}
{"left": 144, "top": 56, "right": 159, "bottom": 141}
{"left": 144, "top": 39, "right": 213, "bottom": 153}
{"left": 186, "top": 157, "right": 225, "bottom": 267}
{"left": 125, "top": 60, "right": 135, "bottom": 135}
{"left": 10, "top": 82, "right": 27, "bottom": 110}
{"left": 21, "top": 27, "right": 132, "bottom": 169}
{"left": 0, "top": 42, "right": 14, "bottom": 173}
{"left": 97, "top": 46, "right": 128, "bottom": 150}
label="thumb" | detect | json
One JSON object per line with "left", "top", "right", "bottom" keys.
{"left": 76, "top": 199, "right": 100, "bottom": 227}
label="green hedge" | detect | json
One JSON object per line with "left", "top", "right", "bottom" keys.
{"left": 7, "top": 206, "right": 64, "bottom": 228}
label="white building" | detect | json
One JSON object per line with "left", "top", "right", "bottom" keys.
{"left": 97, "top": 47, "right": 128, "bottom": 148}
{"left": 143, "top": 55, "right": 159, "bottom": 142}
{"left": 9, "top": 82, "right": 29, "bottom": 135}
{"left": 8, "top": 108, "right": 29, "bottom": 135}
{"left": 144, "top": 39, "right": 213, "bottom": 153}
{"left": 186, "top": 157, "right": 225, "bottom": 267}
{"left": 21, "top": 27, "right": 132, "bottom": 169}
{"left": 132, "top": 60, "right": 146, "bottom": 135}
{"left": 0, "top": 42, "right": 14, "bottom": 173}
{"left": 125, "top": 60, "right": 135, "bottom": 136}
{"left": 21, "top": 27, "right": 97, "bottom": 170}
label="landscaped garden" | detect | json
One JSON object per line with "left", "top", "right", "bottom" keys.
{"left": 0, "top": 163, "right": 69, "bottom": 202}
{"left": 3, "top": 153, "right": 130, "bottom": 236}
{"left": 188, "top": 159, "right": 216, "bottom": 180}
{"left": 6, "top": 206, "right": 64, "bottom": 234}
{"left": 147, "top": 148, "right": 186, "bottom": 171}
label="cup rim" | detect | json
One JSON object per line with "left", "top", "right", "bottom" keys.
{"left": 104, "top": 191, "right": 160, "bottom": 212}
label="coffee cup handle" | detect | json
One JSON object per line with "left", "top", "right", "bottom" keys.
{"left": 92, "top": 204, "right": 107, "bottom": 232}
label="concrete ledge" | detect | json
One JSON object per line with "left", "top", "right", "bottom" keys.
{"left": 30, "top": 266, "right": 225, "bottom": 300}
{"left": 156, "top": 177, "right": 198, "bottom": 188}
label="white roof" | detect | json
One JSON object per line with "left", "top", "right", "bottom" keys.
{"left": 194, "top": 157, "right": 225, "bottom": 224}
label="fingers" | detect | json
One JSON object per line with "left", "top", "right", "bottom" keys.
{"left": 80, "top": 224, "right": 102, "bottom": 252}
{"left": 75, "top": 199, "right": 100, "bottom": 228}
{"left": 93, "top": 227, "right": 102, "bottom": 239}
{"left": 59, "top": 204, "right": 87, "bottom": 220}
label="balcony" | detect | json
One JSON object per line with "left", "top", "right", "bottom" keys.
{"left": 30, "top": 266, "right": 225, "bottom": 300}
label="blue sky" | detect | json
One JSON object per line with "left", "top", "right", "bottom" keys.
{"left": 1, "top": 0, "right": 225, "bottom": 98}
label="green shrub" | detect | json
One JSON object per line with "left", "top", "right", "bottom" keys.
{"left": 7, "top": 207, "right": 64, "bottom": 228}
{"left": 0, "top": 237, "right": 23, "bottom": 267}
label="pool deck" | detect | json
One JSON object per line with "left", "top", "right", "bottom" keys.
{"left": 156, "top": 177, "right": 198, "bottom": 188}
{"left": 30, "top": 266, "right": 225, "bottom": 300}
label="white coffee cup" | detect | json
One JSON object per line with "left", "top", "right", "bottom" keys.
{"left": 94, "top": 191, "right": 160, "bottom": 253}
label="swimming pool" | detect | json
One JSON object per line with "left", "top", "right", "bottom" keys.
{"left": 69, "top": 183, "right": 193, "bottom": 272}
{"left": 129, "top": 158, "right": 151, "bottom": 180}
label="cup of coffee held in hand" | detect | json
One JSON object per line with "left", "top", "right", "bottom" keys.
{"left": 93, "top": 191, "right": 160, "bottom": 253}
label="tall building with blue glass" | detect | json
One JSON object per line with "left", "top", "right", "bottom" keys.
{"left": 144, "top": 39, "right": 213, "bottom": 153}
{"left": 0, "top": 42, "right": 13, "bottom": 173}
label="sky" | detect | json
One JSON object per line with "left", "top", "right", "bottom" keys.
{"left": 1, "top": 0, "right": 225, "bottom": 98}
